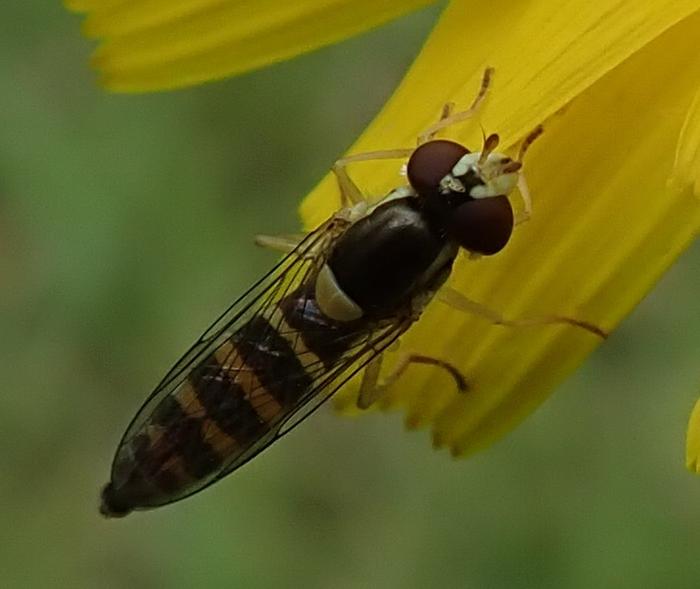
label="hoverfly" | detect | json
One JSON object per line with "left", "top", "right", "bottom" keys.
{"left": 100, "top": 69, "right": 605, "bottom": 517}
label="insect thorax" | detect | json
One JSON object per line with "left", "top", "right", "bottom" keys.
{"left": 318, "top": 197, "right": 456, "bottom": 322}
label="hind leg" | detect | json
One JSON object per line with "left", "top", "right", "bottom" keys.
{"left": 357, "top": 352, "right": 468, "bottom": 409}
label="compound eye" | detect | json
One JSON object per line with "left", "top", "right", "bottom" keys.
{"left": 407, "top": 140, "right": 469, "bottom": 195}
{"left": 450, "top": 195, "right": 514, "bottom": 255}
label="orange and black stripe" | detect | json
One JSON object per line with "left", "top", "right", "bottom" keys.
{"left": 149, "top": 394, "right": 223, "bottom": 480}
{"left": 104, "top": 287, "right": 366, "bottom": 515}
{"left": 134, "top": 311, "right": 319, "bottom": 486}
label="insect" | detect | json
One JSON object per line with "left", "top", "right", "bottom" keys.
{"left": 100, "top": 69, "right": 605, "bottom": 517}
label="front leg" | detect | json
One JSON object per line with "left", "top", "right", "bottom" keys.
{"left": 332, "top": 148, "right": 414, "bottom": 207}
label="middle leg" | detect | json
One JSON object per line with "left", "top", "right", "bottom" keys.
{"left": 332, "top": 148, "right": 414, "bottom": 207}
{"left": 438, "top": 286, "right": 608, "bottom": 339}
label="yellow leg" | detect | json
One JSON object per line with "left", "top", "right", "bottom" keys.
{"left": 515, "top": 173, "right": 533, "bottom": 225}
{"left": 418, "top": 67, "right": 494, "bottom": 145}
{"left": 331, "top": 67, "right": 496, "bottom": 207}
{"left": 332, "top": 149, "right": 414, "bottom": 207}
{"left": 254, "top": 233, "right": 306, "bottom": 253}
{"left": 357, "top": 352, "right": 468, "bottom": 409}
{"left": 438, "top": 286, "right": 608, "bottom": 339}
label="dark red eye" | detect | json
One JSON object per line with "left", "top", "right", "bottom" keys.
{"left": 449, "top": 195, "right": 514, "bottom": 255}
{"left": 406, "top": 140, "right": 469, "bottom": 195}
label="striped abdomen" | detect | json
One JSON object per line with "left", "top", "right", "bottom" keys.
{"left": 100, "top": 287, "right": 361, "bottom": 516}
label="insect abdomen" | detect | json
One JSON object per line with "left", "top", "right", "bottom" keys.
{"left": 101, "top": 289, "right": 356, "bottom": 517}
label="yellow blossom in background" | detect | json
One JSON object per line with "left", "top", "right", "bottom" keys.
{"left": 68, "top": 1, "right": 700, "bottom": 461}
{"left": 66, "top": 0, "right": 433, "bottom": 92}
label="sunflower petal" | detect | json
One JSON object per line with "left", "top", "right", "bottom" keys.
{"left": 66, "top": 0, "right": 434, "bottom": 92}
{"left": 301, "top": 4, "right": 700, "bottom": 456}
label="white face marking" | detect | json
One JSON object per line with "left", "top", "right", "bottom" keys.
{"left": 446, "top": 151, "right": 519, "bottom": 199}
{"left": 470, "top": 173, "right": 518, "bottom": 198}
{"left": 451, "top": 153, "right": 480, "bottom": 177}
{"left": 440, "top": 175, "right": 465, "bottom": 193}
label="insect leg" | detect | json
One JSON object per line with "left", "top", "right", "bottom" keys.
{"left": 357, "top": 353, "right": 384, "bottom": 409}
{"left": 438, "top": 286, "right": 608, "bottom": 339}
{"left": 512, "top": 124, "right": 543, "bottom": 223}
{"left": 357, "top": 353, "right": 468, "bottom": 409}
{"left": 254, "top": 233, "right": 307, "bottom": 253}
{"left": 514, "top": 173, "right": 533, "bottom": 225}
{"left": 333, "top": 67, "right": 495, "bottom": 206}
{"left": 418, "top": 67, "right": 494, "bottom": 145}
{"left": 332, "top": 149, "right": 414, "bottom": 207}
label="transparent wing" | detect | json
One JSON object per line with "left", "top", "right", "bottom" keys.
{"left": 115, "top": 223, "right": 332, "bottom": 449}
{"left": 210, "top": 316, "right": 407, "bottom": 482}
{"left": 110, "top": 215, "right": 412, "bottom": 507}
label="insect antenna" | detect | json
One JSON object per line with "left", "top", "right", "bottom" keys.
{"left": 478, "top": 133, "right": 500, "bottom": 166}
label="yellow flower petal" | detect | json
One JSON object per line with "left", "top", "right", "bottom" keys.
{"left": 687, "top": 397, "right": 700, "bottom": 473}
{"left": 66, "top": 0, "right": 434, "bottom": 92}
{"left": 673, "top": 87, "right": 700, "bottom": 196}
{"left": 436, "top": 24, "right": 699, "bottom": 456}
{"left": 303, "top": 0, "right": 700, "bottom": 226}
{"left": 300, "top": 3, "right": 700, "bottom": 456}
{"left": 67, "top": 0, "right": 700, "bottom": 460}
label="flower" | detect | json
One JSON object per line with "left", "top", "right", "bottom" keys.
{"left": 65, "top": 0, "right": 433, "bottom": 92}
{"left": 68, "top": 1, "right": 700, "bottom": 459}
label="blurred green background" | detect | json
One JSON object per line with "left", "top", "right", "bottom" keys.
{"left": 2, "top": 2, "right": 700, "bottom": 588}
